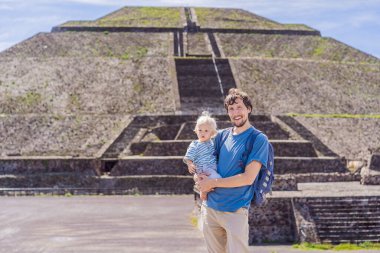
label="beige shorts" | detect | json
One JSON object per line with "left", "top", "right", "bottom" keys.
{"left": 201, "top": 205, "right": 249, "bottom": 253}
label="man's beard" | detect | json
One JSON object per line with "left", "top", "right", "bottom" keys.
{"left": 233, "top": 118, "right": 247, "bottom": 128}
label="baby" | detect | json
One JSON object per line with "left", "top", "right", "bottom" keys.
{"left": 184, "top": 111, "right": 221, "bottom": 200}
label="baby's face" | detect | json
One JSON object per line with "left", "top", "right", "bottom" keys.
{"left": 195, "top": 123, "right": 214, "bottom": 142}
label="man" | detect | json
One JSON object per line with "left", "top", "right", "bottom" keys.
{"left": 196, "top": 88, "right": 269, "bottom": 253}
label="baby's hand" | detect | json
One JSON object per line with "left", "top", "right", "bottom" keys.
{"left": 187, "top": 162, "right": 196, "bottom": 174}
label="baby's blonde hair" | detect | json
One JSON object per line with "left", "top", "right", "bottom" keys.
{"left": 194, "top": 111, "right": 218, "bottom": 136}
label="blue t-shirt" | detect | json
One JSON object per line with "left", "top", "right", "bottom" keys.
{"left": 205, "top": 126, "right": 269, "bottom": 212}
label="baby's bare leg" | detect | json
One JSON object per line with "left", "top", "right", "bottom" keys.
{"left": 200, "top": 191, "right": 208, "bottom": 201}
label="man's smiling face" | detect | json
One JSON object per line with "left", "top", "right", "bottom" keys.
{"left": 227, "top": 98, "right": 251, "bottom": 128}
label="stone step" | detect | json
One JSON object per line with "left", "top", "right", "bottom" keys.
{"left": 312, "top": 211, "right": 380, "bottom": 219}
{"left": 319, "top": 233, "right": 380, "bottom": 240}
{"left": 318, "top": 224, "right": 380, "bottom": 230}
{"left": 309, "top": 200, "right": 380, "bottom": 205}
{"left": 178, "top": 106, "right": 226, "bottom": 115}
{"left": 307, "top": 197, "right": 380, "bottom": 204}
{"left": 309, "top": 199, "right": 380, "bottom": 205}
{"left": 275, "top": 157, "right": 346, "bottom": 174}
{"left": 295, "top": 172, "right": 360, "bottom": 183}
{"left": 179, "top": 97, "right": 222, "bottom": 107}
{"left": 312, "top": 206, "right": 380, "bottom": 212}
{"left": 98, "top": 175, "right": 194, "bottom": 194}
{"left": 177, "top": 68, "right": 233, "bottom": 76}
{"left": 321, "top": 238, "right": 380, "bottom": 244}
{"left": 180, "top": 96, "right": 224, "bottom": 102}
{"left": 142, "top": 124, "right": 183, "bottom": 141}
{"left": 318, "top": 228, "right": 380, "bottom": 235}
{"left": 0, "top": 187, "right": 103, "bottom": 196}
{"left": 108, "top": 156, "right": 346, "bottom": 175}
{"left": 311, "top": 202, "right": 380, "bottom": 207}
{"left": 0, "top": 173, "right": 98, "bottom": 188}
{"left": 102, "top": 125, "right": 141, "bottom": 158}
{"left": 177, "top": 76, "right": 222, "bottom": 88}
{"left": 179, "top": 89, "right": 223, "bottom": 98}
{"left": 0, "top": 157, "right": 99, "bottom": 175}
{"left": 130, "top": 115, "right": 273, "bottom": 125}
{"left": 175, "top": 121, "right": 290, "bottom": 140}
{"left": 178, "top": 86, "right": 229, "bottom": 95}
{"left": 318, "top": 225, "right": 380, "bottom": 231}
{"left": 109, "top": 157, "right": 187, "bottom": 176}
{"left": 0, "top": 175, "right": 195, "bottom": 195}
{"left": 107, "top": 159, "right": 296, "bottom": 190}
{"left": 176, "top": 60, "right": 231, "bottom": 70}
{"left": 312, "top": 209, "right": 380, "bottom": 215}
{"left": 313, "top": 216, "right": 380, "bottom": 223}
{"left": 130, "top": 140, "right": 317, "bottom": 157}
{"left": 175, "top": 58, "right": 214, "bottom": 65}
{"left": 219, "top": 77, "right": 236, "bottom": 88}
{"left": 316, "top": 222, "right": 380, "bottom": 228}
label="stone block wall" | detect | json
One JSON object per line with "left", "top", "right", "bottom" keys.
{"left": 249, "top": 197, "right": 295, "bottom": 244}
{"left": 292, "top": 198, "right": 320, "bottom": 243}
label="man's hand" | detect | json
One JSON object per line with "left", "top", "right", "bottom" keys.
{"left": 194, "top": 172, "right": 208, "bottom": 183}
{"left": 197, "top": 175, "right": 215, "bottom": 193}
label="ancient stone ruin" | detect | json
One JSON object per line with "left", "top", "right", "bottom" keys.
{"left": 0, "top": 6, "right": 379, "bottom": 244}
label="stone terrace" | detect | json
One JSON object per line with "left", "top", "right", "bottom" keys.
{"left": 194, "top": 8, "right": 316, "bottom": 31}
{"left": 1, "top": 32, "right": 171, "bottom": 58}
{"left": 0, "top": 57, "right": 175, "bottom": 114}
{"left": 231, "top": 58, "right": 380, "bottom": 115}
{"left": 59, "top": 7, "right": 184, "bottom": 28}
{"left": 0, "top": 114, "right": 131, "bottom": 157}
{"left": 218, "top": 33, "right": 380, "bottom": 63}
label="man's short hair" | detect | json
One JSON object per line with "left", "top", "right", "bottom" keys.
{"left": 224, "top": 88, "right": 253, "bottom": 116}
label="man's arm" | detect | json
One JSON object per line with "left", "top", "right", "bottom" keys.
{"left": 197, "top": 160, "right": 261, "bottom": 192}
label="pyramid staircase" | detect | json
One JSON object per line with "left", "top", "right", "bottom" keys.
{"left": 95, "top": 114, "right": 348, "bottom": 195}
{"left": 306, "top": 197, "right": 380, "bottom": 243}
{"left": 176, "top": 58, "right": 236, "bottom": 112}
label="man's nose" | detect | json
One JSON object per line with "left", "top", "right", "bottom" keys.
{"left": 231, "top": 110, "right": 239, "bottom": 116}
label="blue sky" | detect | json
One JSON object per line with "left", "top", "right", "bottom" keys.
{"left": 1, "top": 0, "right": 380, "bottom": 59}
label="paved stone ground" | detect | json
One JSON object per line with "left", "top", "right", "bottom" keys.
{"left": 0, "top": 195, "right": 379, "bottom": 253}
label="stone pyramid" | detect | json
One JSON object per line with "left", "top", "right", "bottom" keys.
{"left": 1, "top": 6, "right": 380, "bottom": 244}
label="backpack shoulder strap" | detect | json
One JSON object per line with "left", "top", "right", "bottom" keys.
{"left": 241, "top": 129, "right": 263, "bottom": 167}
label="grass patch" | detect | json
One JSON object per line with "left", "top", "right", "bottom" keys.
{"left": 312, "top": 39, "right": 328, "bottom": 57}
{"left": 136, "top": 46, "right": 148, "bottom": 58}
{"left": 287, "top": 113, "right": 380, "bottom": 119}
{"left": 293, "top": 242, "right": 380, "bottom": 251}
{"left": 69, "top": 93, "right": 81, "bottom": 110}
{"left": 120, "top": 50, "right": 130, "bottom": 60}
{"left": 63, "top": 7, "right": 181, "bottom": 28}
{"left": 293, "top": 242, "right": 333, "bottom": 250}
{"left": 119, "top": 46, "right": 148, "bottom": 60}
{"left": 20, "top": 91, "right": 42, "bottom": 106}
